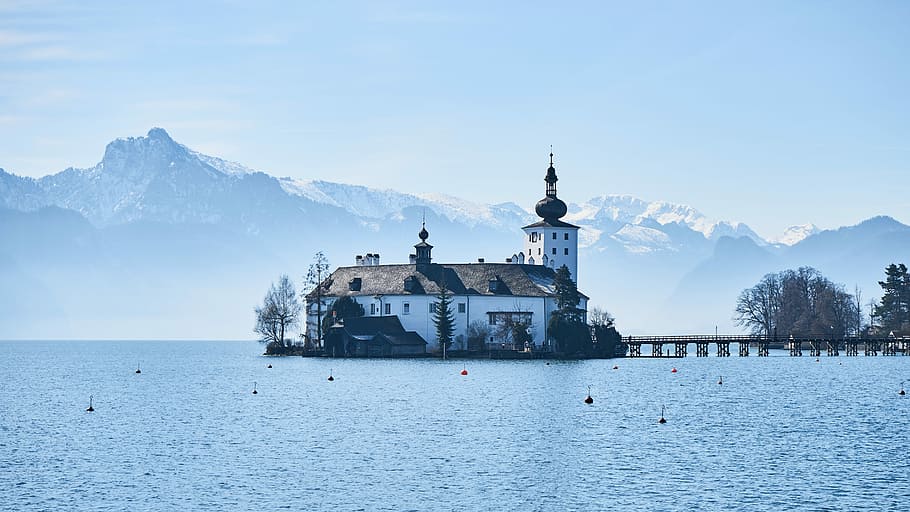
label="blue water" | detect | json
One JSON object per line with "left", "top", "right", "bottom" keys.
{"left": 1, "top": 341, "right": 909, "bottom": 511}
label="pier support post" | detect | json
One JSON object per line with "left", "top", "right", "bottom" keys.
{"left": 652, "top": 343, "right": 663, "bottom": 357}
{"left": 864, "top": 340, "right": 878, "bottom": 356}
{"left": 845, "top": 340, "right": 858, "bottom": 356}
{"left": 696, "top": 342, "right": 708, "bottom": 357}
{"left": 716, "top": 341, "right": 730, "bottom": 357}
{"left": 757, "top": 340, "right": 769, "bottom": 357}
{"left": 675, "top": 342, "right": 687, "bottom": 358}
{"left": 629, "top": 342, "right": 641, "bottom": 357}
{"left": 810, "top": 340, "right": 821, "bottom": 357}
{"left": 827, "top": 340, "right": 839, "bottom": 356}
{"left": 789, "top": 339, "right": 802, "bottom": 356}
{"left": 738, "top": 341, "right": 749, "bottom": 357}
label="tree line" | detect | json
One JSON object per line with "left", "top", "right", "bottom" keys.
{"left": 734, "top": 263, "right": 909, "bottom": 337}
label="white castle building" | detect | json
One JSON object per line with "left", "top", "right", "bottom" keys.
{"left": 305, "top": 153, "right": 587, "bottom": 354}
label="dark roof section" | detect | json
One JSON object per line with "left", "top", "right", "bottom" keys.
{"left": 373, "top": 332, "right": 428, "bottom": 346}
{"left": 522, "top": 219, "right": 580, "bottom": 229}
{"left": 341, "top": 316, "right": 406, "bottom": 336}
{"left": 306, "top": 262, "right": 575, "bottom": 299}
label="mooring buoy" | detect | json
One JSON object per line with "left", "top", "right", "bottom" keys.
{"left": 658, "top": 405, "right": 667, "bottom": 424}
{"left": 584, "top": 385, "right": 594, "bottom": 404}
{"left": 252, "top": 382, "right": 258, "bottom": 395}
{"left": 328, "top": 369, "right": 334, "bottom": 382}
{"left": 135, "top": 362, "right": 141, "bottom": 374}
{"left": 718, "top": 376, "right": 723, "bottom": 385}
{"left": 86, "top": 395, "right": 94, "bottom": 412}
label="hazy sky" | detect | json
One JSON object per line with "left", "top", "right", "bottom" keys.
{"left": 1, "top": 1, "right": 908, "bottom": 238}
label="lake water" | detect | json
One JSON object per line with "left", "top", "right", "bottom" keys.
{"left": 1, "top": 341, "right": 909, "bottom": 511}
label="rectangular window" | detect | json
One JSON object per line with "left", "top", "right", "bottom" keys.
{"left": 564, "top": 248, "right": 569, "bottom": 255}
{"left": 403, "top": 303, "right": 410, "bottom": 314}
{"left": 458, "top": 303, "right": 466, "bottom": 313}
{"left": 564, "top": 233, "right": 569, "bottom": 240}
{"left": 552, "top": 247, "right": 557, "bottom": 255}
{"left": 538, "top": 248, "right": 541, "bottom": 255}
{"left": 370, "top": 303, "right": 376, "bottom": 315}
{"left": 552, "top": 232, "right": 556, "bottom": 240}
{"left": 384, "top": 303, "right": 391, "bottom": 315}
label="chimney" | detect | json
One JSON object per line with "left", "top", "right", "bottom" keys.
{"left": 477, "top": 258, "right": 485, "bottom": 263}
{"left": 409, "top": 253, "right": 417, "bottom": 264}
{"left": 374, "top": 253, "right": 380, "bottom": 265}
{"left": 355, "top": 255, "right": 364, "bottom": 266}
{"left": 506, "top": 258, "right": 512, "bottom": 263}
{"left": 366, "top": 253, "right": 373, "bottom": 266}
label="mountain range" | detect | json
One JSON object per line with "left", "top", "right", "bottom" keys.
{"left": 1, "top": 128, "right": 907, "bottom": 339}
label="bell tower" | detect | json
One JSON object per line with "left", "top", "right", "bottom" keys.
{"left": 521, "top": 150, "right": 580, "bottom": 282}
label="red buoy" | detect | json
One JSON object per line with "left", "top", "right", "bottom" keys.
{"left": 460, "top": 369, "right": 468, "bottom": 376}
{"left": 584, "top": 385, "right": 594, "bottom": 404}
{"left": 671, "top": 368, "right": 678, "bottom": 373}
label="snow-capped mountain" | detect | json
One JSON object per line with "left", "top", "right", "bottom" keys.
{"left": 2, "top": 127, "right": 907, "bottom": 339}
{"left": 769, "top": 223, "right": 820, "bottom": 246}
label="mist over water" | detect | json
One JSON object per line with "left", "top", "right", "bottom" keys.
{"left": 1, "top": 341, "right": 908, "bottom": 511}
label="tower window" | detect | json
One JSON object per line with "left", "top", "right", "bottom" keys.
{"left": 538, "top": 248, "right": 541, "bottom": 255}
{"left": 552, "top": 232, "right": 556, "bottom": 240}
{"left": 564, "top": 233, "right": 569, "bottom": 240}
{"left": 384, "top": 303, "right": 391, "bottom": 315}
{"left": 564, "top": 248, "right": 569, "bottom": 255}
{"left": 458, "top": 303, "right": 466, "bottom": 313}
{"left": 552, "top": 247, "right": 556, "bottom": 255}
{"left": 403, "top": 303, "right": 410, "bottom": 314}
{"left": 370, "top": 303, "right": 376, "bottom": 315}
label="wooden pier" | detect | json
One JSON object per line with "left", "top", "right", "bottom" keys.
{"left": 623, "top": 335, "right": 910, "bottom": 357}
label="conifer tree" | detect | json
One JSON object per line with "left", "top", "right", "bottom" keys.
{"left": 433, "top": 284, "right": 456, "bottom": 352}
{"left": 549, "top": 265, "right": 589, "bottom": 354}
{"left": 874, "top": 263, "right": 909, "bottom": 333}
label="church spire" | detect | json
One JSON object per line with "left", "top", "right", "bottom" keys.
{"left": 536, "top": 148, "right": 567, "bottom": 221}
{"left": 414, "top": 218, "right": 433, "bottom": 270}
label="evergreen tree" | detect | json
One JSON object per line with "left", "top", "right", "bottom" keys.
{"left": 874, "top": 263, "right": 909, "bottom": 334}
{"left": 321, "top": 295, "right": 365, "bottom": 335}
{"left": 433, "top": 284, "right": 456, "bottom": 352}
{"left": 549, "top": 265, "right": 589, "bottom": 354}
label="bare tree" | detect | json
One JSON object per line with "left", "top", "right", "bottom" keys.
{"left": 588, "top": 306, "right": 615, "bottom": 328}
{"left": 734, "top": 272, "right": 780, "bottom": 336}
{"left": 304, "top": 251, "right": 331, "bottom": 349}
{"left": 467, "top": 320, "right": 491, "bottom": 351}
{"left": 254, "top": 275, "right": 301, "bottom": 346}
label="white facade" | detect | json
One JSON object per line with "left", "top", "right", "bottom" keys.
{"left": 308, "top": 292, "right": 588, "bottom": 352}
{"left": 522, "top": 225, "right": 579, "bottom": 283}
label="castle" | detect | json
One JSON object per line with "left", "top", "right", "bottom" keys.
{"left": 305, "top": 153, "right": 587, "bottom": 355}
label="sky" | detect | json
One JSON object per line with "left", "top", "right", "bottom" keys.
{"left": 1, "top": 0, "right": 908, "bottom": 239}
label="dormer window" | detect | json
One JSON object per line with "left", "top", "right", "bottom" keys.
{"left": 404, "top": 276, "right": 418, "bottom": 293}
{"left": 488, "top": 277, "right": 503, "bottom": 293}
{"left": 348, "top": 277, "right": 362, "bottom": 291}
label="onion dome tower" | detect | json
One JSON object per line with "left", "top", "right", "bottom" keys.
{"left": 414, "top": 220, "right": 433, "bottom": 271}
{"left": 521, "top": 150, "right": 580, "bottom": 282}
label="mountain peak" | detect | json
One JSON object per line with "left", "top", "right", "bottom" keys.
{"left": 147, "top": 127, "right": 173, "bottom": 141}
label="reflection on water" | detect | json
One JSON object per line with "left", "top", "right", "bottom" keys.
{"left": 1, "top": 341, "right": 908, "bottom": 511}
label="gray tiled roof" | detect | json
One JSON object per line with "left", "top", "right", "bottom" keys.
{"left": 307, "top": 262, "right": 562, "bottom": 299}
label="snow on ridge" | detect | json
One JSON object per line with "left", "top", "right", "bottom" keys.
{"left": 770, "top": 223, "right": 820, "bottom": 246}
{"left": 191, "top": 151, "right": 256, "bottom": 176}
